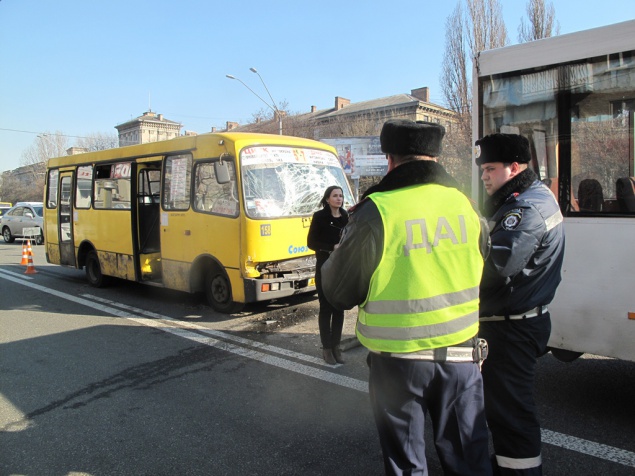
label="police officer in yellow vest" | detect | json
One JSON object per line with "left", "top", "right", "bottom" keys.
{"left": 322, "top": 119, "right": 492, "bottom": 475}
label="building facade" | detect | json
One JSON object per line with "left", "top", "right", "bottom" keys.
{"left": 223, "top": 86, "right": 458, "bottom": 138}
{"left": 115, "top": 110, "right": 182, "bottom": 147}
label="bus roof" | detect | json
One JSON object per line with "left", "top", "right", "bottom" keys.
{"left": 476, "top": 19, "right": 635, "bottom": 77}
{"left": 46, "top": 132, "right": 337, "bottom": 168}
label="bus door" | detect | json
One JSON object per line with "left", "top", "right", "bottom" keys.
{"left": 58, "top": 172, "right": 75, "bottom": 266}
{"left": 135, "top": 161, "right": 162, "bottom": 283}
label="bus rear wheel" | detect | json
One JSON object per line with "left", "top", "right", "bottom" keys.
{"left": 85, "top": 250, "right": 110, "bottom": 287}
{"left": 205, "top": 267, "right": 240, "bottom": 313}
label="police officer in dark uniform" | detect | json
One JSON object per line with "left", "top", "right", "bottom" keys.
{"left": 322, "top": 120, "right": 492, "bottom": 475}
{"left": 475, "top": 133, "right": 565, "bottom": 476}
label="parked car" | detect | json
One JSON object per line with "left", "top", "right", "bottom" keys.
{"left": 0, "top": 202, "right": 44, "bottom": 244}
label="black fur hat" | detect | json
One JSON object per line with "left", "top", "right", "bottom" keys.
{"left": 380, "top": 120, "right": 445, "bottom": 157}
{"left": 475, "top": 133, "right": 531, "bottom": 165}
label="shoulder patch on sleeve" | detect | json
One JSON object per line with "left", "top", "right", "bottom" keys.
{"left": 501, "top": 208, "right": 523, "bottom": 230}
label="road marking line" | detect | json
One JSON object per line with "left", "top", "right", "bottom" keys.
{"left": 0, "top": 268, "right": 34, "bottom": 279}
{"left": 1, "top": 269, "right": 634, "bottom": 468}
{"left": 541, "top": 429, "right": 635, "bottom": 467}
{"left": 81, "top": 294, "right": 333, "bottom": 368}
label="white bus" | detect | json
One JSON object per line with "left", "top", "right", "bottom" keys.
{"left": 472, "top": 20, "right": 635, "bottom": 362}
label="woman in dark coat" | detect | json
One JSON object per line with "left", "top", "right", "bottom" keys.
{"left": 307, "top": 186, "right": 349, "bottom": 364}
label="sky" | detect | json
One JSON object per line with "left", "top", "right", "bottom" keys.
{"left": 1, "top": 0, "right": 634, "bottom": 173}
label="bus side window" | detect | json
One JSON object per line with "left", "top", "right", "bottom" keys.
{"left": 76, "top": 165, "right": 93, "bottom": 209}
{"left": 47, "top": 169, "right": 59, "bottom": 208}
{"left": 163, "top": 154, "right": 192, "bottom": 211}
{"left": 194, "top": 160, "right": 238, "bottom": 217}
{"left": 94, "top": 163, "right": 131, "bottom": 209}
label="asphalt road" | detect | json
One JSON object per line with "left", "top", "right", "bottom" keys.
{"left": 1, "top": 241, "right": 634, "bottom": 476}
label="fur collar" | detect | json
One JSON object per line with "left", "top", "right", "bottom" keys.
{"left": 482, "top": 168, "right": 537, "bottom": 217}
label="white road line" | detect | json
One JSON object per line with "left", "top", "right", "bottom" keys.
{"left": 0, "top": 268, "right": 34, "bottom": 279}
{"left": 80, "top": 293, "right": 332, "bottom": 368}
{"left": 1, "top": 269, "right": 634, "bottom": 468}
{"left": 541, "top": 430, "right": 635, "bottom": 467}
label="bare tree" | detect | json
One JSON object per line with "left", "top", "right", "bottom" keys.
{"left": 75, "top": 132, "right": 119, "bottom": 152}
{"left": 316, "top": 111, "right": 385, "bottom": 139}
{"left": 466, "top": 0, "right": 508, "bottom": 54}
{"left": 441, "top": 3, "right": 470, "bottom": 126}
{"left": 439, "top": 126, "right": 474, "bottom": 193}
{"left": 441, "top": 0, "right": 508, "bottom": 122}
{"left": 12, "top": 132, "right": 69, "bottom": 201}
{"left": 440, "top": 0, "right": 508, "bottom": 196}
{"left": 2, "top": 130, "right": 119, "bottom": 203}
{"left": 0, "top": 173, "right": 24, "bottom": 204}
{"left": 21, "top": 131, "right": 69, "bottom": 167}
{"left": 248, "top": 100, "right": 291, "bottom": 134}
{"left": 518, "top": 0, "right": 560, "bottom": 42}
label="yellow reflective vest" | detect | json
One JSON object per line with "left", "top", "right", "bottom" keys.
{"left": 357, "top": 184, "right": 483, "bottom": 353}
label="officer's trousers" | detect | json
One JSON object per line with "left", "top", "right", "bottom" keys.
{"left": 479, "top": 314, "right": 551, "bottom": 476}
{"left": 368, "top": 353, "right": 492, "bottom": 476}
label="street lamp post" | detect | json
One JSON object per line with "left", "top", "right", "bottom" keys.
{"left": 226, "top": 69, "right": 282, "bottom": 135}
{"left": 249, "top": 68, "right": 282, "bottom": 135}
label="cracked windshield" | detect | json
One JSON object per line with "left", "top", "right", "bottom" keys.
{"left": 241, "top": 146, "right": 354, "bottom": 218}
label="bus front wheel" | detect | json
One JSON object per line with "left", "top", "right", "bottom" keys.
{"left": 85, "top": 250, "right": 110, "bottom": 287}
{"left": 205, "top": 267, "right": 240, "bottom": 313}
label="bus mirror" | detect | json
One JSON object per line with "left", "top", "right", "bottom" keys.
{"left": 214, "top": 161, "right": 231, "bottom": 184}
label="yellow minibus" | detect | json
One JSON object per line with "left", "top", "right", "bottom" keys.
{"left": 44, "top": 132, "right": 354, "bottom": 312}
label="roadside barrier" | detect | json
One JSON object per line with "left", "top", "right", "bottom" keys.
{"left": 24, "top": 242, "right": 37, "bottom": 275}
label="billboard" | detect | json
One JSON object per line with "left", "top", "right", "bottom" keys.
{"left": 321, "top": 136, "right": 387, "bottom": 177}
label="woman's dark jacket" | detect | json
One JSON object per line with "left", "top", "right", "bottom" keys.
{"left": 307, "top": 207, "right": 349, "bottom": 267}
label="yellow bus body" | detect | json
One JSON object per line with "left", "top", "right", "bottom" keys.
{"left": 43, "top": 132, "right": 354, "bottom": 312}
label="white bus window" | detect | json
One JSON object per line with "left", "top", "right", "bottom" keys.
{"left": 194, "top": 160, "right": 238, "bottom": 217}
{"left": 570, "top": 94, "right": 634, "bottom": 214}
{"left": 480, "top": 49, "right": 635, "bottom": 215}
{"left": 94, "top": 162, "right": 131, "bottom": 210}
{"left": 47, "top": 169, "right": 59, "bottom": 208}
{"left": 163, "top": 154, "right": 192, "bottom": 211}
{"left": 75, "top": 165, "right": 93, "bottom": 209}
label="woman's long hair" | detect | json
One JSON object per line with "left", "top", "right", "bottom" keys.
{"left": 320, "top": 186, "right": 343, "bottom": 209}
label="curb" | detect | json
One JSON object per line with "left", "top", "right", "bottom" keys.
{"left": 340, "top": 336, "right": 361, "bottom": 352}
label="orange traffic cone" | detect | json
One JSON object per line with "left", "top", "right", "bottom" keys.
{"left": 24, "top": 244, "right": 37, "bottom": 275}
{"left": 21, "top": 240, "right": 30, "bottom": 265}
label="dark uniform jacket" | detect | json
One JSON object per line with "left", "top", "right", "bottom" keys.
{"left": 321, "top": 160, "right": 489, "bottom": 311}
{"left": 480, "top": 169, "right": 565, "bottom": 317}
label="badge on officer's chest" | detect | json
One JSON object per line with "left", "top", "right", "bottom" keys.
{"left": 501, "top": 208, "right": 523, "bottom": 230}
